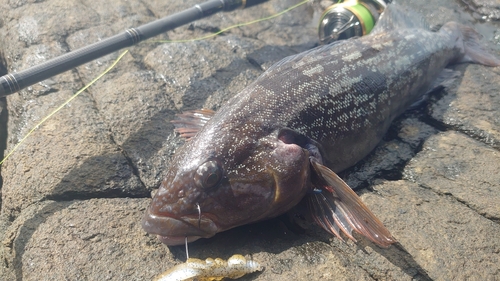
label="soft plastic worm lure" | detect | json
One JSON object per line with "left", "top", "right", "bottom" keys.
{"left": 154, "top": 254, "right": 263, "bottom": 281}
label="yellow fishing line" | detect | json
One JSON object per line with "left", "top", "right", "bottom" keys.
{"left": 150, "top": 0, "right": 309, "bottom": 43}
{"left": 0, "top": 0, "right": 308, "bottom": 166}
{"left": 0, "top": 50, "right": 129, "bottom": 166}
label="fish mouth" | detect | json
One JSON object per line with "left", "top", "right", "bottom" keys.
{"left": 141, "top": 207, "right": 219, "bottom": 246}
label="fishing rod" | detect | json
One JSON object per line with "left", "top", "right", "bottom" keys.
{"left": 0, "top": 0, "right": 268, "bottom": 98}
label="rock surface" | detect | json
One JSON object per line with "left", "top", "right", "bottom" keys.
{"left": 461, "top": 0, "right": 500, "bottom": 20}
{"left": 0, "top": 0, "right": 499, "bottom": 280}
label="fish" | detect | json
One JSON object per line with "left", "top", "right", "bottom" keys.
{"left": 153, "top": 254, "right": 262, "bottom": 281}
{"left": 141, "top": 4, "right": 500, "bottom": 247}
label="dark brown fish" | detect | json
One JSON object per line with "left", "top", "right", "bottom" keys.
{"left": 142, "top": 4, "right": 500, "bottom": 247}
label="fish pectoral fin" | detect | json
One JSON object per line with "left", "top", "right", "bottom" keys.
{"left": 308, "top": 160, "right": 396, "bottom": 247}
{"left": 171, "top": 108, "right": 216, "bottom": 140}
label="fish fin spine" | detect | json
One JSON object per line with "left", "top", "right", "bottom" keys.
{"left": 171, "top": 108, "right": 216, "bottom": 140}
{"left": 308, "top": 160, "right": 397, "bottom": 247}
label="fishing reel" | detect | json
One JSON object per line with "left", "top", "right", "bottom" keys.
{"left": 318, "top": 0, "right": 390, "bottom": 44}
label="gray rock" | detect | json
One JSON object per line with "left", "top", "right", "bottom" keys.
{"left": 404, "top": 131, "right": 500, "bottom": 221}
{"left": 461, "top": 0, "right": 500, "bottom": 20}
{"left": 363, "top": 179, "right": 500, "bottom": 280}
{"left": 428, "top": 65, "right": 500, "bottom": 149}
{"left": 1, "top": 198, "right": 166, "bottom": 280}
{"left": 0, "top": 0, "right": 499, "bottom": 280}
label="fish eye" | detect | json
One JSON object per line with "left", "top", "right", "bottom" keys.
{"left": 194, "top": 160, "right": 223, "bottom": 190}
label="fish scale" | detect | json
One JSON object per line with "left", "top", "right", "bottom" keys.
{"left": 142, "top": 4, "right": 500, "bottom": 247}
{"left": 212, "top": 30, "right": 439, "bottom": 169}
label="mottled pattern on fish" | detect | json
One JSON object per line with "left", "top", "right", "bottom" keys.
{"left": 207, "top": 25, "right": 461, "bottom": 173}
{"left": 142, "top": 4, "right": 500, "bottom": 246}
{"left": 163, "top": 24, "right": 459, "bottom": 203}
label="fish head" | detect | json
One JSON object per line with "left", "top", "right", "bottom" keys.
{"left": 141, "top": 128, "right": 311, "bottom": 245}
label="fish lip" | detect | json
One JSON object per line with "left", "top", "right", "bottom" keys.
{"left": 141, "top": 207, "right": 218, "bottom": 245}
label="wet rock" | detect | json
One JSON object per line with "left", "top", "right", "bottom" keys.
{"left": 1, "top": 82, "right": 146, "bottom": 219}
{"left": 1, "top": 198, "right": 167, "bottom": 280}
{"left": 404, "top": 131, "right": 500, "bottom": 221}
{"left": 0, "top": 0, "right": 149, "bottom": 221}
{"left": 0, "top": 0, "right": 499, "bottom": 280}
{"left": 363, "top": 180, "right": 500, "bottom": 280}
{"left": 461, "top": 0, "right": 500, "bottom": 20}
{"left": 342, "top": 117, "right": 439, "bottom": 190}
{"left": 428, "top": 65, "right": 500, "bottom": 149}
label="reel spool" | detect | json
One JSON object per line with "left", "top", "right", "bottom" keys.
{"left": 318, "top": 0, "right": 389, "bottom": 44}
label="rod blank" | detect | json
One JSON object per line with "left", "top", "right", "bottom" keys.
{"left": 0, "top": 0, "right": 268, "bottom": 97}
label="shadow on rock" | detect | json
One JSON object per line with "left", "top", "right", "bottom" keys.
{"left": 46, "top": 152, "right": 149, "bottom": 201}
{"left": 357, "top": 239, "right": 433, "bottom": 281}
{"left": 8, "top": 201, "right": 72, "bottom": 281}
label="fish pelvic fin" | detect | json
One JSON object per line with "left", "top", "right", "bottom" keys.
{"left": 171, "top": 108, "right": 216, "bottom": 140}
{"left": 307, "top": 159, "right": 396, "bottom": 247}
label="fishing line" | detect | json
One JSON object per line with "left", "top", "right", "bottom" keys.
{"left": 185, "top": 237, "right": 190, "bottom": 259}
{"left": 151, "top": 0, "right": 309, "bottom": 43}
{"left": 0, "top": 50, "right": 129, "bottom": 166}
{"left": 0, "top": 0, "right": 309, "bottom": 166}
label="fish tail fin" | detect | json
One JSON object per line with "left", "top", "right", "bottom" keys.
{"left": 449, "top": 23, "right": 500, "bottom": 67}
{"left": 308, "top": 160, "right": 396, "bottom": 247}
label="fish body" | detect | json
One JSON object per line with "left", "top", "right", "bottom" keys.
{"left": 142, "top": 4, "right": 500, "bottom": 246}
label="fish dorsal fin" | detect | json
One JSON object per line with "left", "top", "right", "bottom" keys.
{"left": 371, "top": 4, "right": 431, "bottom": 35}
{"left": 261, "top": 40, "right": 347, "bottom": 80}
{"left": 171, "top": 108, "right": 215, "bottom": 140}
{"left": 307, "top": 159, "right": 396, "bottom": 247}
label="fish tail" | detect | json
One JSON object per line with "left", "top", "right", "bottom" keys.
{"left": 447, "top": 22, "right": 500, "bottom": 67}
